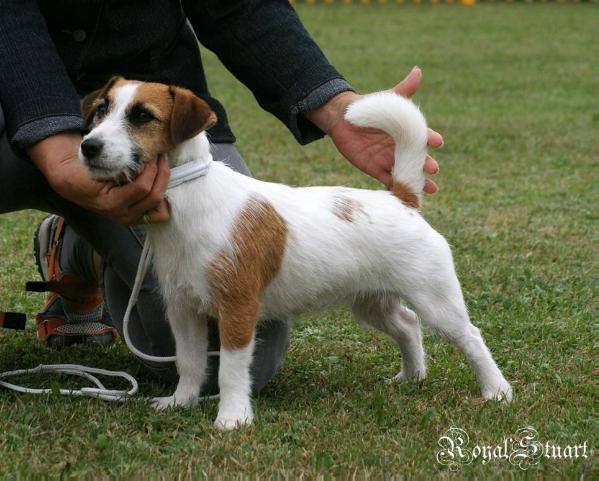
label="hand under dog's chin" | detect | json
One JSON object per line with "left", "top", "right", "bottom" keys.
{"left": 78, "top": 150, "right": 143, "bottom": 185}
{"left": 79, "top": 155, "right": 142, "bottom": 184}
{"left": 86, "top": 164, "right": 140, "bottom": 184}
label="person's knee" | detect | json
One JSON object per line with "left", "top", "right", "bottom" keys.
{"left": 250, "top": 320, "right": 291, "bottom": 394}
{"left": 0, "top": 131, "right": 55, "bottom": 214}
{"left": 142, "top": 360, "right": 179, "bottom": 384}
{"left": 210, "top": 143, "right": 252, "bottom": 177}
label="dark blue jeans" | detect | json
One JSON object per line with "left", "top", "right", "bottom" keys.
{"left": 0, "top": 106, "right": 290, "bottom": 393}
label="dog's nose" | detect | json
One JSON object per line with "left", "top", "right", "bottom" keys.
{"left": 81, "top": 138, "right": 104, "bottom": 158}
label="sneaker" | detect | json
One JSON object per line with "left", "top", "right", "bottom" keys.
{"left": 29, "top": 215, "right": 117, "bottom": 349}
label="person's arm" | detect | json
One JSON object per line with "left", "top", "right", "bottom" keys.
{"left": 182, "top": 0, "right": 353, "bottom": 145}
{"left": 183, "top": 2, "right": 442, "bottom": 191}
{"left": 0, "top": 0, "right": 170, "bottom": 224}
{"left": 0, "top": 0, "right": 82, "bottom": 148}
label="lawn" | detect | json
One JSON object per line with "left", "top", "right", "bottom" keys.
{"left": 0, "top": 4, "right": 596, "bottom": 479}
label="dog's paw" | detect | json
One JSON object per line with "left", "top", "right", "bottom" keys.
{"left": 388, "top": 368, "right": 427, "bottom": 384}
{"left": 214, "top": 406, "right": 253, "bottom": 431}
{"left": 214, "top": 414, "right": 253, "bottom": 431}
{"left": 150, "top": 396, "right": 177, "bottom": 411}
{"left": 150, "top": 394, "right": 197, "bottom": 411}
{"left": 481, "top": 379, "right": 513, "bottom": 403}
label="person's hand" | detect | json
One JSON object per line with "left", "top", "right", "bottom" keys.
{"left": 28, "top": 132, "right": 171, "bottom": 224}
{"left": 305, "top": 66, "right": 443, "bottom": 193}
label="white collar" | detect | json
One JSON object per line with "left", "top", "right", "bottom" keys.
{"left": 168, "top": 158, "right": 211, "bottom": 189}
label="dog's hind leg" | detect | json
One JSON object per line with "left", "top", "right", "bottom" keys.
{"left": 401, "top": 234, "right": 513, "bottom": 401}
{"left": 151, "top": 306, "right": 209, "bottom": 411}
{"left": 411, "top": 294, "right": 512, "bottom": 401}
{"left": 352, "top": 294, "right": 426, "bottom": 382}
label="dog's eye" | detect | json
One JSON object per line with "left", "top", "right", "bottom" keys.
{"left": 96, "top": 101, "right": 108, "bottom": 117}
{"left": 129, "top": 106, "right": 155, "bottom": 125}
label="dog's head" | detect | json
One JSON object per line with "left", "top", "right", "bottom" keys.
{"left": 79, "top": 77, "right": 217, "bottom": 181}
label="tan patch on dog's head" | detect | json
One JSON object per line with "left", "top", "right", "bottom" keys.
{"left": 127, "top": 82, "right": 177, "bottom": 163}
{"left": 331, "top": 195, "right": 365, "bottom": 222}
{"left": 168, "top": 85, "right": 217, "bottom": 144}
{"left": 128, "top": 83, "right": 216, "bottom": 164}
{"left": 390, "top": 181, "right": 420, "bottom": 209}
{"left": 208, "top": 198, "right": 287, "bottom": 350}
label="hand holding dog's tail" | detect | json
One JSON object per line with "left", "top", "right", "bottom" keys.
{"left": 345, "top": 92, "right": 428, "bottom": 209}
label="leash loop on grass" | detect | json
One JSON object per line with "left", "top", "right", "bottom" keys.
{"left": 0, "top": 364, "right": 139, "bottom": 401}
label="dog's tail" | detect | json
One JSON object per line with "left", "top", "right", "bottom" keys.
{"left": 345, "top": 92, "right": 428, "bottom": 209}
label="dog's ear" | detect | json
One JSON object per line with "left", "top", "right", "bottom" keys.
{"left": 169, "top": 86, "right": 217, "bottom": 145}
{"left": 81, "top": 76, "right": 122, "bottom": 130}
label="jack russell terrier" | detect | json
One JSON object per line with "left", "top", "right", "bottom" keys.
{"left": 79, "top": 77, "right": 512, "bottom": 430}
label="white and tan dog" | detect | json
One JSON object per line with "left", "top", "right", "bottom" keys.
{"left": 79, "top": 77, "right": 512, "bottom": 430}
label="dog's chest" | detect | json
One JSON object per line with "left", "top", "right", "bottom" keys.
{"left": 147, "top": 186, "right": 264, "bottom": 316}
{"left": 147, "top": 220, "right": 220, "bottom": 309}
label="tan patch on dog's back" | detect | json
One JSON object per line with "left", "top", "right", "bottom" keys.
{"left": 208, "top": 197, "right": 288, "bottom": 350}
{"left": 390, "top": 181, "right": 420, "bottom": 209}
{"left": 331, "top": 195, "right": 365, "bottom": 222}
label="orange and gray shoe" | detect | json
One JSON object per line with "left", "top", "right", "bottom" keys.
{"left": 28, "top": 215, "right": 117, "bottom": 349}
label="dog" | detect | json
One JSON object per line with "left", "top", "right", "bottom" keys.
{"left": 79, "top": 77, "right": 512, "bottom": 430}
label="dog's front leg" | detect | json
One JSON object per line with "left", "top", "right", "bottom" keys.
{"left": 151, "top": 307, "right": 209, "bottom": 411}
{"left": 214, "top": 303, "right": 258, "bottom": 430}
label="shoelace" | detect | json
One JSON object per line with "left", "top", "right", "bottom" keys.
{"left": 1, "top": 159, "right": 215, "bottom": 401}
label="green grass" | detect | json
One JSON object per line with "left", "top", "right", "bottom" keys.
{"left": 0, "top": 4, "right": 596, "bottom": 479}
